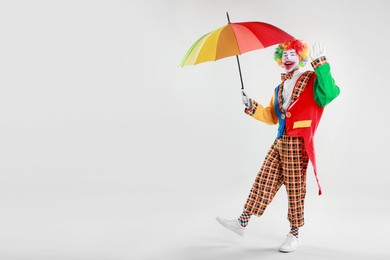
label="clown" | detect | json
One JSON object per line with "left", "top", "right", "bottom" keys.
{"left": 216, "top": 39, "right": 340, "bottom": 253}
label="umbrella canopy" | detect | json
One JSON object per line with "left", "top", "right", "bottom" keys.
{"left": 180, "top": 21, "right": 294, "bottom": 67}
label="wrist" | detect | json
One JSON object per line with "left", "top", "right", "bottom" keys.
{"left": 244, "top": 100, "right": 258, "bottom": 116}
{"left": 311, "top": 56, "right": 328, "bottom": 69}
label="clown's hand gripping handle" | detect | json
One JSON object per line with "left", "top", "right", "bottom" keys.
{"left": 241, "top": 90, "right": 252, "bottom": 109}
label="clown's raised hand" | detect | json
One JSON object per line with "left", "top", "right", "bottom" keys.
{"left": 310, "top": 43, "right": 326, "bottom": 61}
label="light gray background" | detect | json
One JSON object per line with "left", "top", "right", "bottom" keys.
{"left": 0, "top": 0, "right": 389, "bottom": 259}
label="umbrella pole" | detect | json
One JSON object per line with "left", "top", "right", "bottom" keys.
{"left": 235, "top": 55, "right": 245, "bottom": 90}
{"left": 226, "top": 12, "right": 245, "bottom": 90}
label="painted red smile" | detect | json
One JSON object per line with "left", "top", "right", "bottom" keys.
{"left": 284, "top": 61, "right": 295, "bottom": 69}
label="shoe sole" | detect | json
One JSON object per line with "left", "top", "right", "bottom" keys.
{"left": 215, "top": 217, "right": 245, "bottom": 237}
{"left": 279, "top": 244, "right": 299, "bottom": 253}
{"left": 279, "top": 248, "right": 297, "bottom": 253}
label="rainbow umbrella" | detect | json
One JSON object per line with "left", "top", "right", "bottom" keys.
{"left": 180, "top": 13, "right": 294, "bottom": 89}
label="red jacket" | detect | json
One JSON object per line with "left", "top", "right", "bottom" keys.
{"left": 284, "top": 73, "right": 324, "bottom": 195}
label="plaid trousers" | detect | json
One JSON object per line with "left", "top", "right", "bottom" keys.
{"left": 243, "top": 133, "right": 309, "bottom": 227}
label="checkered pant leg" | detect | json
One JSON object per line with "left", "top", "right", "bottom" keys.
{"left": 279, "top": 135, "right": 309, "bottom": 228}
{"left": 243, "top": 139, "right": 283, "bottom": 216}
{"left": 243, "top": 134, "right": 309, "bottom": 228}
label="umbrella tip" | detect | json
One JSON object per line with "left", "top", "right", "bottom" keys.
{"left": 226, "top": 12, "right": 231, "bottom": 23}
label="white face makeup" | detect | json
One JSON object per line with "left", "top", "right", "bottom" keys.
{"left": 282, "top": 49, "right": 300, "bottom": 73}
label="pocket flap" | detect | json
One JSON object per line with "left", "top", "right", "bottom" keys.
{"left": 293, "top": 120, "right": 312, "bottom": 129}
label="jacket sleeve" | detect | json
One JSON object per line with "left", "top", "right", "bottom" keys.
{"left": 311, "top": 56, "right": 340, "bottom": 107}
{"left": 244, "top": 94, "right": 278, "bottom": 125}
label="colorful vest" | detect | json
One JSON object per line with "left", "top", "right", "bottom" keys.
{"left": 274, "top": 71, "right": 324, "bottom": 195}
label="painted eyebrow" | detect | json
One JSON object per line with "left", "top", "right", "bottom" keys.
{"left": 282, "top": 51, "right": 297, "bottom": 55}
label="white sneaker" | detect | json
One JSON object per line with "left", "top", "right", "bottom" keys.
{"left": 215, "top": 217, "right": 245, "bottom": 237}
{"left": 279, "top": 234, "right": 300, "bottom": 253}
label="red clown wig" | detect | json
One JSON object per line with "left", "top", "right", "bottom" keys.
{"left": 274, "top": 39, "right": 309, "bottom": 67}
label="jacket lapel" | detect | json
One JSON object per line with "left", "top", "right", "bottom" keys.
{"left": 278, "top": 71, "right": 314, "bottom": 112}
{"left": 277, "top": 83, "right": 284, "bottom": 113}
{"left": 289, "top": 71, "right": 314, "bottom": 107}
